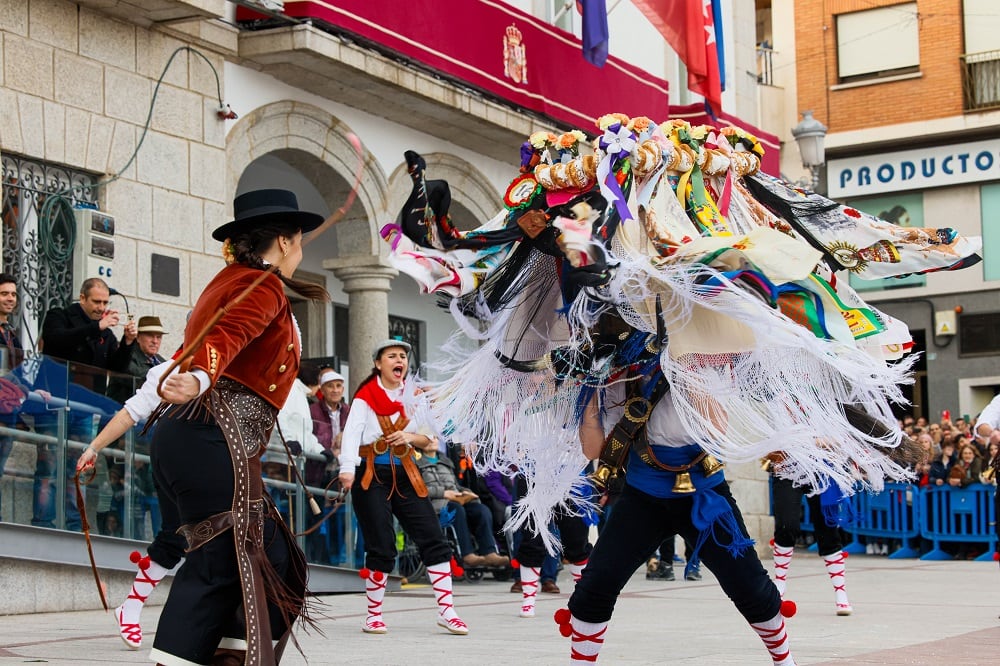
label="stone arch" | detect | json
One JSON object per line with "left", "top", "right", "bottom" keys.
{"left": 225, "top": 100, "right": 389, "bottom": 257}
{"left": 387, "top": 152, "right": 502, "bottom": 231}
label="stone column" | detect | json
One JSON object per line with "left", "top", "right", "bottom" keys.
{"left": 324, "top": 258, "right": 398, "bottom": 395}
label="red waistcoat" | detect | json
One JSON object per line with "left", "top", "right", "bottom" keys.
{"left": 185, "top": 264, "right": 299, "bottom": 410}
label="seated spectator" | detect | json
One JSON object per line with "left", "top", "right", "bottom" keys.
{"left": 929, "top": 438, "right": 957, "bottom": 486}
{"left": 416, "top": 439, "right": 508, "bottom": 568}
{"left": 949, "top": 443, "right": 983, "bottom": 488}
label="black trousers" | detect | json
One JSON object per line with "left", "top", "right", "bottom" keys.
{"left": 515, "top": 508, "right": 592, "bottom": 568}
{"left": 352, "top": 462, "right": 453, "bottom": 572}
{"left": 771, "top": 476, "right": 844, "bottom": 556}
{"left": 151, "top": 414, "right": 295, "bottom": 664}
{"left": 568, "top": 482, "right": 780, "bottom": 624}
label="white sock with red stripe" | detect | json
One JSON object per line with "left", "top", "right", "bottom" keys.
{"left": 519, "top": 565, "right": 541, "bottom": 617}
{"left": 361, "top": 569, "right": 388, "bottom": 633}
{"left": 569, "top": 615, "right": 607, "bottom": 663}
{"left": 823, "top": 551, "right": 852, "bottom": 615}
{"left": 428, "top": 561, "right": 468, "bottom": 634}
{"left": 771, "top": 541, "right": 793, "bottom": 597}
{"left": 115, "top": 552, "right": 168, "bottom": 649}
{"left": 750, "top": 612, "right": 795, "bottom": 665}
{"left": 568, "top": 559, "right": 588, "bottom": 586}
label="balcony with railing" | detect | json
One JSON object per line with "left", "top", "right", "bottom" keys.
{"left": 234, "top": 0, "right": 671, "bottom": 158}
{"left": 757, "top": 43, "right": 776, "bottom": 87}
{"left": 961, "top": 50, "right": 1000, "bottom": 112}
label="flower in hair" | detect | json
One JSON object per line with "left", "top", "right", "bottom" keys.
{"left": 221, "top": 238, "right": 236, "bottom": 265}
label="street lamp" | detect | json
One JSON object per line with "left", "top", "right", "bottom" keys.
{"left": 791, "top": 110, "right": 828, "bottom": 191}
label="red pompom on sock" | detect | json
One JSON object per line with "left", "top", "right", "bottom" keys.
{"left": 554, "top": 608, "right": 573, "bottom": 637}
{"left": 359, "top": 567, "right": 371, "bottom": 580}
{"left": 451, "top": 556, "right": 464, "bottom": 578}
{"left": 842, "top": 551, "right": 849, "bottom": 559}
{"left": 510, "top": 558, "right": 520, "bottom": 568}
{"left": 769, "top": 538, "right": 775, "bottom": 547}
{"left": 138, "top": 556, "right": 151, "bottom": 571}
{"left": 993, "top": 552, "right": 999, "bottom": 561}
{"left": 372, "top": 570, "right": 385, "bottom": 583}
{"left": 780, "top": 599, "right": 797, "bottom": 618}
{"left": 129, "top": 550, "right": 143, "bottom": 564}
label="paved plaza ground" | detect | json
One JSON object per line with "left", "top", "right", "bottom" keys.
{"left": 1, "top": 554, "right": 998, "bottom": 665}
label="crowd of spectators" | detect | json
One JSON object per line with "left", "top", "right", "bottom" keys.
{"left": 899, "top": 412, "right": 997, "bottom": 488}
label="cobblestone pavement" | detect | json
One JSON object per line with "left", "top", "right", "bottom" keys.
{"left": 1, "top": 555, "right": 998, "bottom": 665}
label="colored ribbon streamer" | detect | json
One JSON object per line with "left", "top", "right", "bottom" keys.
{"left": 597, "top": 124, "right": 635, "bottom": 221}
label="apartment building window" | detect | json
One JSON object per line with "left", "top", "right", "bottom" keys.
{"left": 961, "top": 0, "right": 1000, "bottom": 110}
{"left": 836, "top": 3, "right": 919, "bottom": 83}
{"left": 980, "top": 183, "right": 1000, "bottom": 281}
{"left": 847, "top": 192, "right": 926, "bottom": 292}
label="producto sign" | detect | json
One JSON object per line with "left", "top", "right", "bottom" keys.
{"left": 828, "top": 138, "right": 1000, "bottom": 197}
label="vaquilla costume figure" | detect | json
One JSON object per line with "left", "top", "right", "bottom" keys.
{"left": 379, "top": 114, "right": 981, "bottom": 663}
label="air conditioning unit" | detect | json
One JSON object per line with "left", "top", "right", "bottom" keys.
{"left": 72, "top": 208, "right": 116, "bottom": 290}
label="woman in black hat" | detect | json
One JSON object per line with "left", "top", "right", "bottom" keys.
{"left": 148, "top": 189, "right": 328, "bottom": 666}
{"left": 338, "top": 339, "right": 470, "bottom": 636}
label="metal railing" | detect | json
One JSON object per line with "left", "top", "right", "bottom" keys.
{"left": 961, "top": 49, "right": 1000, "bottom": 111}
{"left": 757, "top": 45, "right": 776, "bottom": 87}
{"left": 0, "top": 354, "right": 356, "bottom": 568}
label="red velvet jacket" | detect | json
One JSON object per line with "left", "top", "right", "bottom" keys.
{"left": 186, "top": 264, "right": 299, "bottom": 410}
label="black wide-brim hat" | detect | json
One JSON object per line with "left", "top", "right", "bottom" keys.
{"left": 212, "top": 189, "right": 325, "bottom": 242}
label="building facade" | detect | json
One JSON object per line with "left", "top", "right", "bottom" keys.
{"left": 1, "top": 0, "right": 780, "bottom": 612}
{"left": 760, "top": 0, "right": 1000, "bottom": 421}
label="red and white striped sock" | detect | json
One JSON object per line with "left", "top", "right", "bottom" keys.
{"left": 771, "top": 541, "right": 793, "bottom": 597}
{"left": 823, "top": 551, "right": 852, "bottom": 615}
{"left": 519, "top": 565, "right": 541, "bottom": 617}
{"left": 428, "top": 561, "right": 468, "bottom": 634}
{"left": 750, "top": 612, "right": 795, "bottom": 665}
{"left": 568, "top": 559, "right": 588, "bottom": 586}
{"left": 361, "top": 569, "right": 388, "bottom": 633}
{"left": 569, "top": 615, "right": 607, "bottom": 663}
{"left": 116, "top": 553, "right": 168, "bottom": 649}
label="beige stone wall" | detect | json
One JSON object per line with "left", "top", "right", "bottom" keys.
{"left": 0, "top": 0, "right": 228, "bottom": 336}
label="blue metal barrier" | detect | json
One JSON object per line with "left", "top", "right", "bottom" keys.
{"left": 918, "top": 484, "right": 998, "bottom": 561}
{"left": 843, "top": 483, "right": 921, "bottom": 559}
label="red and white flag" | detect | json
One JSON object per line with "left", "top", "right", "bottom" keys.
{"left": 633, "top": 0, "right": 722, "bottom": 115}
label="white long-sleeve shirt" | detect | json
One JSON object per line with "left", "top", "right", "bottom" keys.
{"left": 602, "top": 381, "right": 692, "bottom": 448}
{"left": 974, "top": 393, "right": 1000, "bottom": 443}
{"left": 123, "top": 362, "right": 174, "bottom": 423}
{"left": 339, "top": 377, "right": 430, "bottom": 475}
{"left": 266, "top": 378, "right": 324, "bottom": 465}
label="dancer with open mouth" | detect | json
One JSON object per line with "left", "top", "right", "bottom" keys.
{"left": 339, "top": 339, "right": 469, "bottom": 636}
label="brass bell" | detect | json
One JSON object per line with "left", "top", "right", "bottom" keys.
{"left": 701, "top": 454, "right": 724, "bottom": 477}
{"left": 590, "top": 465, "right": 612, "bottom": 491}
{"left": 672, "top": 471, "right": 696, "bottom": 493}
{"left": 760, "top": 457, "right": 773, "bottom": 473}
